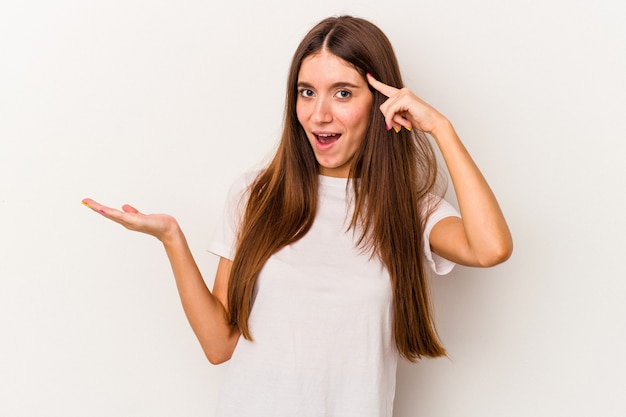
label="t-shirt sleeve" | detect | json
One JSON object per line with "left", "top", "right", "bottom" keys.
{"left": 422, "top": 196, "right": 460, "bottom": 275}
{"left": 207, "top": 173, "right": 253, "bottom": 260}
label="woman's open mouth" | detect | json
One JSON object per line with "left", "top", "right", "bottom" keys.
{"left": 315, "top": 133, "right": 341, "bottom": 149}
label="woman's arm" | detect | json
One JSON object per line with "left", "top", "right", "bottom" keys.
{"left": 424, "top": 120, "right": 512, "bottom": 267}
{"left": 367, "top": 75, "right": 513, "bottom": 267}
{"left": 81, "top": 199, "right": 239, "bottom": 363}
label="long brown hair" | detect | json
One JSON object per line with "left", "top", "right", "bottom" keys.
{"left": 227, "top": 16, "right": 446, "bottom": 361}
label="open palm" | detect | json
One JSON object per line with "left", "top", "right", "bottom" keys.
{"left": 82, "top": 198, "right": 179, "bottom": 243}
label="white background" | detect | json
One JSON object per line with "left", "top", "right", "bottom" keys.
{"left": 1, "top": 0, "right": 625, "bottom": 416}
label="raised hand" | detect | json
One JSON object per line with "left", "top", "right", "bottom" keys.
{"left": 366, "top": 73, "right": 448, "bottom": 136}
{"left": 81, "top": 198, "right": 180, "bottom": 244}
{"left": 367, "top": 74, "right": 512, "bottom": 266}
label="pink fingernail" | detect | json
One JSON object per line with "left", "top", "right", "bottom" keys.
{"left": 385, "top": 123, "right": 391, "bottom": 131}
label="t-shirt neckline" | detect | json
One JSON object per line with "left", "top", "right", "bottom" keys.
{"left": 319, "top": 174, "right": 350, "bottom": 188}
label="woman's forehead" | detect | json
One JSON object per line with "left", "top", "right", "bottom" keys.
{"left": 298, "top": 50, "right": 362, "bottom": 84}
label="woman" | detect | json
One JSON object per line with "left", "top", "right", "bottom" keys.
{"left": 83, "top": 15, "right": 512, "bottom": 417}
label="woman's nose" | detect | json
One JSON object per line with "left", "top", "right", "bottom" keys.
{"left": 311, "top": 99, "right": 333, "bottom": 124}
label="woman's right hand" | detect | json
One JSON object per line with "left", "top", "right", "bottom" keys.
{"left": 81, "top": 198, "right": 180, "bottom": 244}
{"left": 82, "top": 197, "right": 238, "bottom": 363}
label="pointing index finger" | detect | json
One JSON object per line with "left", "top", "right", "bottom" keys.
{"left": 366, "top": 73, "right": 399, "bottom": 98}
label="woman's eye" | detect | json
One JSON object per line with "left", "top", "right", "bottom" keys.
{"left": 299, "top": 89, "right": 314, "bottom": 98}
{"left": 336, "top": 90, "right": 351, "bottom": 99}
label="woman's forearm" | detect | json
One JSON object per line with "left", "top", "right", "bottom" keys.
{"left": 430, "top": 119, "right": 513, "bottom": 266}
{"left": 162, "top": 227, "right": 239, "bottom": 364}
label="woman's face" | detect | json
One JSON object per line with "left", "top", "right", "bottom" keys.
{"left": 296, "top": 50, "right": 373, "bottom": 178}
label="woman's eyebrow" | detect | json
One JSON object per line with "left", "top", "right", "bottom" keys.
{"left": 297, "top": 81, "right": 362, "bottom": 89}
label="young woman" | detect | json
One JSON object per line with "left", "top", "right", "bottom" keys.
{"left": 82, "top": 15, "right": 512, "bottom": 417}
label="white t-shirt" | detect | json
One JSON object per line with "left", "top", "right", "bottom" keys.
{"left": 208, "top": 173, "right": 459, "bottom": 417}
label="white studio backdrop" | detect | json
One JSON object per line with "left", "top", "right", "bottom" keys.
{"left": 1, "top": 0, "right": 624, "bottom": 416}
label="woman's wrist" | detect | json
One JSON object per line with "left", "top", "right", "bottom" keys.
{"left": 428, "top": 115, "right": 454, "bottom": 141}
{"left": 159, "top": 217, "right": 186, "bottom": 247}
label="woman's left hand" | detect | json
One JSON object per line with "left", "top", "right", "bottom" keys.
{"left": 367, "top": 73, "right": 447, "bottom": 135}
{"left": 368, "top": 73, "right": 513, "bottom": 267}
